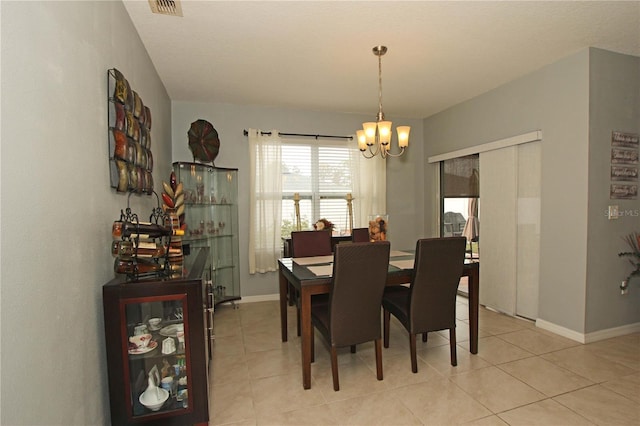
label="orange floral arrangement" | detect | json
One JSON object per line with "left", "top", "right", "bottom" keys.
{"left": 313, "top": 218, "right": 334, "bottom": 231}
{"left": 368, "top": 216, "right": 388, "bottom": 241}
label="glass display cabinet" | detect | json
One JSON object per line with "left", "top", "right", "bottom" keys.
{"left": 173, "top": 162, "right": 240, "bottom": 306}
{"left": 103, "top": 247, "right": 210, "bottom": 426}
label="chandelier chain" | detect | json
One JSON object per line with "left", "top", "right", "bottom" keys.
{"left": 378, "top": 52, "right": 384, "bottom": 121}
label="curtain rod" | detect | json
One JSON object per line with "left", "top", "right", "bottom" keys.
{"left": 243, "top": 129, "right": 352, "bottom": 140}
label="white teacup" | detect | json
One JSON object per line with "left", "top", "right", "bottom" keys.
{"left": 134, "top": 324, "right": 148, "bottom": 335}
{"left": 148, "top": 317, "right": 162, "bottom": 329}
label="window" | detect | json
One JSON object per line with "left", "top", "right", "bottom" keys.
{"left": 440, "top": 154, "right": 480, "bottom": 256}
{"left": 248, "top": 128, "right": 385, "bottom": 274}
{"left": 281, "top": 139, "right": 356, "bottom": 237}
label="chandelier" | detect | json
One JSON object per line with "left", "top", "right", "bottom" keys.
{"left": 357, "top": 45, "right": 410, "bottom": 159}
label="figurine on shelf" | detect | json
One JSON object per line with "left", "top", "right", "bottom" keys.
{"left": 162, "top": 172, "right": 185, "bottom": 228}
{"left": 161, "top": 171, "right": 185, "bottom": 278}
{"left": 161, "top": 358, "right": 172, "bottom": 378}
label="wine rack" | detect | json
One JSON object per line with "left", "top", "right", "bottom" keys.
{"left": 111, "top": 191, "right": 184, "bottom": 281}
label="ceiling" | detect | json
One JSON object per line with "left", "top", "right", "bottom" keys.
{"left": 123, "top": 1, "right": 640, "bottom": 119}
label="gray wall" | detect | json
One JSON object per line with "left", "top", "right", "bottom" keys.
{"left": 1, "top": 2, "right": 171, "bottom": 424}
{"left": 423, "top": 48, "right": 640, "bottom": 336}
{"left": 171, "top": 101, "right": 424, "bottom": 297}
{"left": 586, "top": 49, "right": 640, "bottom": 333}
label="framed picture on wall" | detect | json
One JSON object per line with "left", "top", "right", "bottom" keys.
{"left": 612, "top": 131, "right": 639, "bottom": 148}
{"left": 610, "top": 184, "right": 638, "bottom": 200}
{"left": 611, "top": 148, "right": 639, "bottom": 165}
{"left": 611, "top": 165, "right": 639, "bottom": 181}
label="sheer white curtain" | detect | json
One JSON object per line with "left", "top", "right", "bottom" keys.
{"left": 349, "top": 148, "right": 386, "bottom": 227}
{"left": 248, "top": 129, "right": 282, "bottom": 274}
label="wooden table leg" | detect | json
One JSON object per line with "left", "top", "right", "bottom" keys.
{"left": 467, "top": 264, "right": 479, "bottom": 354}
{"left": 300, "top": 287, "right": 312, "bottom": 389}
{"left": 279, "top": 269, "right": 288, "bottom": 342}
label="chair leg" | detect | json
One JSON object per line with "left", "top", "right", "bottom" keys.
{"left": 330, "top": 345, "right": 339, "bottom": 391}
{"left": 422, "top": 332, "right": 428, "bottom": 342}
{"left": 409, "top": 333, "right": 418, "bottom": 373}
{"left": 383, "top": 309, "right": 390, "bottom": 348}
{"left": 449, "top": 328, "right": 457, "bottom": 366}
{"left": 296, "top": 306, "right": 301, "bottom": 337}
{"left": 350, "top": 345, "right": 356, "bottom": 353}
{"left": 374, "top": 338, "right": 383, "bottom": 381}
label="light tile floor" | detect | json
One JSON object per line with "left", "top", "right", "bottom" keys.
{"left": 208, "top": 298, "right": 639, "bottom": 426}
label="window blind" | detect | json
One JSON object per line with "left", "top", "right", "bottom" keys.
{"left": 282, "top": 140, "right": 355, "bottom": 235}
{"left": 441, "top": 154, "right": 479, "bottom": 197}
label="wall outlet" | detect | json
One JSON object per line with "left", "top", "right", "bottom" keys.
{"left": 621, "top": 280, "right": 629, "bottom": 295}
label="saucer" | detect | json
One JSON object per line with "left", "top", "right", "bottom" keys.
{"left": 159, "top": 323, "right": 183, "bottom": 337}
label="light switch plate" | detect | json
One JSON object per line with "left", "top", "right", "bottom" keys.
{"left": 608, "top": 205, "right": 619, "bottom": 220}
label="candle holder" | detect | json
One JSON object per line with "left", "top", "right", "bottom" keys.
{"left": 346, "top": 193, "right": 354, "bottom": 233}
{"left": 293, "top": 193, "right": 301, "bottom": 231}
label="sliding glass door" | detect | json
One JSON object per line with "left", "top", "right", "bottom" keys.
{"left": 440, "top": 154, "right": 480, "bottom": 256}
{"left": 479, "top": 142, "right": 540, "bottom": 319}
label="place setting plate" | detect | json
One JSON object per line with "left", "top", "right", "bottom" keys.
{"left": 128, "top": 340, "right": 158, "bottom": 355}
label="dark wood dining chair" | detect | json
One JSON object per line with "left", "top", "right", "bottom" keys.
{"left": 311, "top": 241, "right": 391, "bottom": 391}
{"left": 290, "top": 230, "right": 332, "bottom": 258}
{"left": 290, "top": 230, "right": 333, "bottom": 335}
{"left": 382, "top": 237, "right": 466, "bottom": 373}
{"left": 351, "top": 227, "right": 370, "bottom": 243}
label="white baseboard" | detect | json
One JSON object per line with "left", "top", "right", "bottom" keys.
{"left": 536, "top": 319, "right": 587, "bottom": 343}
{"left": 536, "top": 319, "right": 640, "bottom": 343}
{"left": 583, "top": 322, "right": 640, "bottom": 343}
{"left": 235, "top": 293, "right": 279, "bottom": 303}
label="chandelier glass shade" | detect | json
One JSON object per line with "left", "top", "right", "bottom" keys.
{"left": 357, "top": 45, "right": 410, "bottom": 159}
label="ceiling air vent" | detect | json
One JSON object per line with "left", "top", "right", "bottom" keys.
{"left": 148, "top": 0, "right": 183, "bottom": 17}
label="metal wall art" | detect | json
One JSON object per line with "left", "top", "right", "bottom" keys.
{"left": 187, "top": 119, "right": 220, "bottom": 165}
{"left": 108, "top": 68, "right": 154, "bottom": 194}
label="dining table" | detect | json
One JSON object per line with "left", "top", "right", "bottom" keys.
{"left": 278, "top": 249, "right": 480, "bottom": 389}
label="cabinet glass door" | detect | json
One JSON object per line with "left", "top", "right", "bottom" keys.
{"left": 121, "top": 294, "right": 193, "bottom": 418}
{"left": 173, "top": 162, "right": 240, "bottom": 305}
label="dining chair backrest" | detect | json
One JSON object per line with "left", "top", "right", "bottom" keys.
{"left": 329, "top": 241, "right": 391, "bottom": 347}
{"left": 351, "top": 228, "right": 370, "bottom": 243}
{"left": 291, "top": 230, "right": 332, "bottom": 257}
{"left": 409, "top": 237, "right": 466, "bottom": 332}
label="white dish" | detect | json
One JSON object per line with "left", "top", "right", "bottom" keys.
{"left": 139, "top": 387, "right": 169, "bottom": 411}
{"left": 148, "top": 317, "right": 162, "bottom": 330}
{"left": 159, "top": 323, "right": 183, "bottom": 337}
{"left": 128, "top": 340, "right": 158, "bottom": 355}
